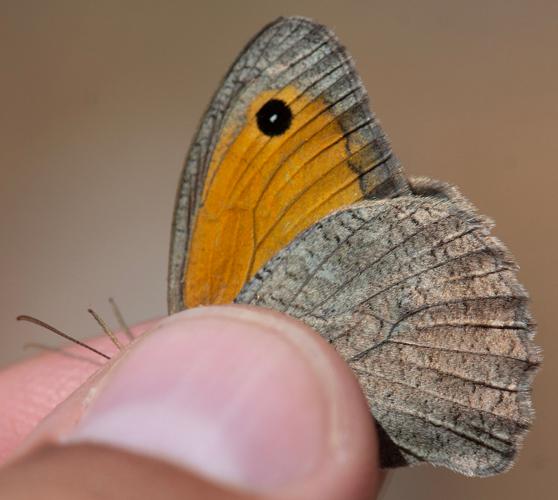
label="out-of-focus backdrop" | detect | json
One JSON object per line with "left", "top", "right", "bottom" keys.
{"left": 1, "top": 1, "right": 556, "bottom": 498}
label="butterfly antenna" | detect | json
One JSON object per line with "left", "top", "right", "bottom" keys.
{"left": 87, "top": 309, "right": 124, "bottom": 351}
{"left": 108, "top": 297, "right": 134, "bottom": 341}
{"left": 17, "top": 315, "right": 111, "bottom": 360}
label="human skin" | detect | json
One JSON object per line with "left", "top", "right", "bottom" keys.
{"left": 0, "top": 306, "right": 382, "bottom": 499}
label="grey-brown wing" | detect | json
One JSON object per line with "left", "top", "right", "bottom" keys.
{"left": 168, "top": 16, "right": 409, "bottom": 313}
{"left": 236, "top": 177, "right": 540, "bottom": 476}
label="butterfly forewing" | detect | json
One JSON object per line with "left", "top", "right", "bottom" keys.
{"left": 168, "top": 16, "right": 409, "bottom": 313}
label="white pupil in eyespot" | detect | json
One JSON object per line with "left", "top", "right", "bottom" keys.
{"left": 269, "top": 114, "right": 278, "bottom": 123}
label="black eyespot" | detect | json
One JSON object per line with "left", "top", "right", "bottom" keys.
{"left": 256, "top": 99, "right": 292, "bottom": 136}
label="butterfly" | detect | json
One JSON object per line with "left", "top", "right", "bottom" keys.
{"left": 167, "top": 16, "right": 540, "bottom": 476}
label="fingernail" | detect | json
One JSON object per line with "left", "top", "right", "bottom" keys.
{"left": 64, "top": 307, "right": 340, "bottom": 492}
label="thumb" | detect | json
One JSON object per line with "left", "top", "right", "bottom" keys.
{"left": 1, "top": 306, "right": 382, "bottom": 499}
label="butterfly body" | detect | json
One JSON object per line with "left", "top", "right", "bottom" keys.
{"left": 168, "top": 17, "right": 540, "bottom": 476}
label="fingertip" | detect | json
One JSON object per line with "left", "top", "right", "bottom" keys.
{"left": 0, "top": 318, "right": 158, "bottom": 463}
{"left": 12, "top": 306, "right": 382, "bottom": 498}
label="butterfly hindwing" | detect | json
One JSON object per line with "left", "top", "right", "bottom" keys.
{"left": 168, "top": 16, "right": 409, "bottom": 313}
{"left": 236, "top": 178, "right": 540, "bottom": 476}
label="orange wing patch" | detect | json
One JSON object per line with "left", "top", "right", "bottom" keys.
{"left": 184, "top": 86, "right": 368, "bottom": 307}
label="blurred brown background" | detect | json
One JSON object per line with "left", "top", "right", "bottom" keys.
{"left": 1, "top": 1, "right": 556, "bottom": 498}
